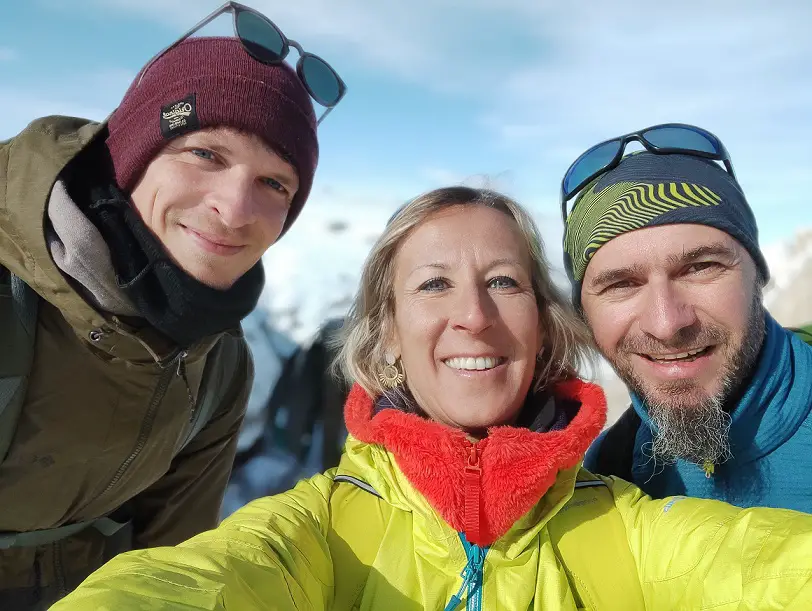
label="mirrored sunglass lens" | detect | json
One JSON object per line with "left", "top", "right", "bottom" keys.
{"left": 236, "top": 10, "right": 286, "bottom": 62}
{"left": 564, "top": 140, "right": 622, "bottom": 196}
{"left": 643, "top": 127, "right": 719, "bottom": 154}
{"left": 301, "top": 55, "right": 341, "bottom": 106}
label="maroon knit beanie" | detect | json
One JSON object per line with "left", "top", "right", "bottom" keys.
{"left": 106, "top": 36, "right": 319, "bottom": 235}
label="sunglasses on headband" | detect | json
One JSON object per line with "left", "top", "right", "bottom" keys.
{"left": 137, "top": 1, "right": 347, "bottom": 125}
{"left": 560, "top": 123, "right": 736, "bottom": 222}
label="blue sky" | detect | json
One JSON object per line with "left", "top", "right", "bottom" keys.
{"left": 2, "top": 0, "right": 811, "bottom": 253}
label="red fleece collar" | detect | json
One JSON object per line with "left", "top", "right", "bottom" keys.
{"left": 344, "top": 379, "right": 607, "bottom": 546}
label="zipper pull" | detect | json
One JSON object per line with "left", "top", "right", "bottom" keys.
{"left": 443, "top": 594, "right": 463, "bottom": 611}
{"left": 464, "top": 443, "right": 482, "bottom": 544}
{"left": 466, "top": 545, "right": 486, "bottom": 607}
{"left": 444, "top": 542, "right": 486, "bottom": 611}
{"left": 176, "top": 350, "right": 188, "bottom": 376}
{"left": 174, "top": 351, "right": 195, "bottom": 417}
{"left": 444, "top": 565, "right": 475, "bottom": 611}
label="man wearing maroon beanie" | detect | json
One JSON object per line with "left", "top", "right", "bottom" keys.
{"left": 0, "top": 3, "right": 342, "bottom": 606}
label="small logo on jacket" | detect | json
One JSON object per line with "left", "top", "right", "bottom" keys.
{"left": 160, "top": 94, "right": 200, "bottom": 138}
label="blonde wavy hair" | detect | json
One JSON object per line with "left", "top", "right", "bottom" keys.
{"left": 336, "top": 186, "right": 593, "bottom": 399}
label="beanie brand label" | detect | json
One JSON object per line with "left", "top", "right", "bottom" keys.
{"left": 160, "top": 94, "right": 200, "bottom": 138}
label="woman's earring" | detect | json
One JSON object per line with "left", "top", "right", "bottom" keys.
{"left": 379, "top": 353, "right": 405, "bottom": 389}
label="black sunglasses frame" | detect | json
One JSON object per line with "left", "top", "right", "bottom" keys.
{"left": 560, "top": 123, "right": 736, "bottom": 223}
{"left": 136, "top": 1, "right": 347, "bottom": 124}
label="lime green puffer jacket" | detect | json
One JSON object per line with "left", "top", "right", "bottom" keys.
{"left": 53, "top": 381, "right": 812, "bottom": 610}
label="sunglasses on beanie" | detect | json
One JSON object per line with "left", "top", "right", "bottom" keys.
{"left": 137, "top": 1, "right": 347, "bottom": 124}
{"left": 560, "top": 123, "right": 736, "bottom": 222}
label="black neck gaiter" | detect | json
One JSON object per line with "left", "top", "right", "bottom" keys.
{"left": 84, "top": 183, "right": 264, "bottom": 348}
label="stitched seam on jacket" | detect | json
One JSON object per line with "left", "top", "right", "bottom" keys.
{"left": 698, "top": 570, "right": 812, "bottom": 611}
{"left": 329, "top": 479, "right": 390, "bottom": 609}
{"left": 746, "top": 570, "right": 812, "bottom": 581}
{"left": 98, "top": 570, "right": 218, "bottom": 593}
{"left": 199, "top": 529, "right": 331, "bottom": 588}
{"left": 568, "top": 571, "right": 598, "bottom": 609}
{"left": 271, "top": 499, "right": 332, "bottom": 588}
{"left": 184, "top": 537, "right": 306, "bottom": 610}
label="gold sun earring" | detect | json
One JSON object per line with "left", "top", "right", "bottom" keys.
{"left": 378, "top": 353, "right": 405, "bottom": 389}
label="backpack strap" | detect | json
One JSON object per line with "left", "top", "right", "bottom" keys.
{"left": 0, "top": 265, "right": 39, "bottom": 463}
{"left": 545, "top": 473, "right": 645, "bottom": 609}
{"left": 0, "top": 515, "right": 128, "bottom": 550}
{"left": 788, "top": 325, "right": 812, "bottom": 346}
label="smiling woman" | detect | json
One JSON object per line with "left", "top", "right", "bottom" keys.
{"left": 52, "top": 187, "right": 812, "bottom": 611}
{"left": 338, "top": 187, "right": 591, "bottom": 432}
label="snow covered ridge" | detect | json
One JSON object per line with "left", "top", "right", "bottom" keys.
{"left": 763, "top": 228, "right": 812, "bottom": 328}
{"left": 259, "top": 203, "right": 392, "bottom": 344}
{"left": 763, "top": 229, "right": 812, "bottom": 294}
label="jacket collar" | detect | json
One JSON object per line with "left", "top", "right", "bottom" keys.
{"left": 343, "top": 379, "right": 607, "bottom": 546}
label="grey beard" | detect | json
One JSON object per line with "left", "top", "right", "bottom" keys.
{"left": 611, "top": 294, "right": 766, "bottom": 468}
{"left": 646, "top": 391, "right": 733, "bottom": 466}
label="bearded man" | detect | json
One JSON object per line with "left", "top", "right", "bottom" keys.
{"left": 559, "top": 125, "right": 812, "bottom": 511}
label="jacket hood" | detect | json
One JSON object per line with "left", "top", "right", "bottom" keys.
{"left": 343, "top": 379, "right": 607, "bottom": 546}
{"left": 2, "top": 117, "right": 119, "bottom": 333}
{"left": 1, "top": 116, "right": 221, "bottom": 363}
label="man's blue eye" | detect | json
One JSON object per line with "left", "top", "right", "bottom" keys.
{"left": 191, "top": 149, "right": 214, "bottom": 160}
{"left": 263, "top": 177, "right": 285, "bottom": 192}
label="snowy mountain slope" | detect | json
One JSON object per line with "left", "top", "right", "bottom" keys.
{"left": 763, "top": 229, "right": 812, "bottom": 328}
{"left": 260, "top": 203, "right": 393, "bottom": 344}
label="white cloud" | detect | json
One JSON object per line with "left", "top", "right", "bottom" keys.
{"left": 84, "top": 1, "right": 812, "bottom": 160}
{"left": 481, "top": 2, "right": 812, "bottom": 143}
{"left": 470, "top": 1, "right": 812, "bottom": 241}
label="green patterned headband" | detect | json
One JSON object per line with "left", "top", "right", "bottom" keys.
{"left": 561, "top": 152, "right": 768, "bottom": 308}
{"left": 564, "top": 179, "right": 722, "bottom": 282}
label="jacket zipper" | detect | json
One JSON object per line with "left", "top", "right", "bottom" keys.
{"left": 445, "top": 534, "right": 488, "bottom": 611}
{"left": 445, "top": 441, "right": 489, "bottom": 611}
{"left": 176, "top": 352, "right": 196, "bottom": 420}
{"left": 100, "top": 349, "right": 187, "bottom": 496}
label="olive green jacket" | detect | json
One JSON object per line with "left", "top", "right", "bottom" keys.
{"left": 0, "top": 116, "right": 251, "bottom": 606}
